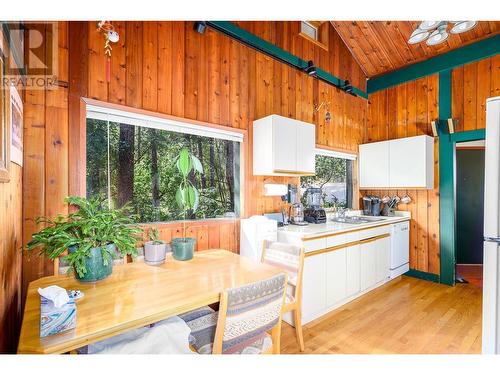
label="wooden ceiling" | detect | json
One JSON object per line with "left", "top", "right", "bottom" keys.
{"left": 332, "top": 21, "right": 500, "bottom": 77}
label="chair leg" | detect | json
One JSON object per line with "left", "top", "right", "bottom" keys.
{"left": 270, "top": 324, "right": 281, "bottom": 354}
{"left": 293, "top": 308, "right": 305, "bottom": 352}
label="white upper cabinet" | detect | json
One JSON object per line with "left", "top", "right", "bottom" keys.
{"left": 253, "top": 115, "right": 316, "bottom": 176}
{"left": 359, "top": 135, "right": 434, "bottom": 189}
{"left": 359, "top": 141, "right": 390, "bottom": 188}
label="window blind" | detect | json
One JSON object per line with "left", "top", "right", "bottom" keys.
{"left": 86, "top": 104, "right": 244, "bottom": 143}
{"left": 315, "top": 148, "right": 357, "bottom": 160}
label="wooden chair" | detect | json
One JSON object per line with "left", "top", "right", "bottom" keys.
{"left": 182, "top": 273, "right": 287, "bottom": 354}
{"left": 261, "top": 240, "right": 305, "bottom": 352}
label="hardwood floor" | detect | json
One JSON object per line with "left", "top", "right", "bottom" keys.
{"left": 281, "top": 276, "right": 482, "bottom": 354}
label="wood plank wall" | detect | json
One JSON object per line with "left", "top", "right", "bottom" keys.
{"left": 0, "top": 166, "right": 23, "bottom": 353}
{"left": 363, "top": 55, "right": 500, "bottom": 276}
{"left": 21, "top": 21, "right": 367, "bottom": 293}
{"left": 0, "top": 28, "right": 23, "bottom": 353}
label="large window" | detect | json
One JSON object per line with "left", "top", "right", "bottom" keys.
{"left": 86, "top": 107, "right": 241, "bottom": 223}
{"left": 300, "top": 151, "right": 354, "bottom": 209}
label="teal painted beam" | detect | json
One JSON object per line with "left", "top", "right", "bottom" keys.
{"left": 438, "top": 69, "right": 455, "bottom": 286}
{"left": 206, "top": 21, "right": 368, "bottom": 99}
{"left": 451, "top": 128, "right": 485, "bottom": 143}
{"left": 405, "top": 269, "right": 440, "bottom": 283}
{"left": 368, "top": 34, "right": 500, "bottom": 93}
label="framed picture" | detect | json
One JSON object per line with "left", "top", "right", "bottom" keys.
{"left": 0, "top": 52, "right": 11, "bottom": 183}
{"left": 10, "top": 85, "right": 23, "bottom": 166}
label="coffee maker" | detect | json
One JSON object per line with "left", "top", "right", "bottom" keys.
{"left": 304, "top": 187, "right": 327, "bottom": 224}
{"left": 362, "top": 195, "right": 381, "bottom": 216}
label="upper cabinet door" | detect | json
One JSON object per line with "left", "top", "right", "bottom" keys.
{"left": 295, "top": 122, "right": 316, "bottom": 174}
{"left": 359, "top": 135, "right": 434, "bottom": 189}
{"left": 253, "top": 115, "right": 316, "bottom": 176}
{"left": 359, "top": 141, "right": 390, "bottom": 188}
{"left": 272, "top": 116, "right": 297, "bottom": 173}
{"left": 389, "top": 135, "right": 434, "bottom": 189}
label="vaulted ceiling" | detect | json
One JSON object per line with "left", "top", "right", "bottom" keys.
{"left": 331, "top": 21, "right": 500, "bottom": 77}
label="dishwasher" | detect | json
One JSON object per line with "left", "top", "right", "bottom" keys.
{"left": 390, "top": 221, "right": 410, "bottom": 279}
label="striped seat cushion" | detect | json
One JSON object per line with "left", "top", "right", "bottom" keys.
{"left": 185, "top": 311, "right": 273, "bottom": 354}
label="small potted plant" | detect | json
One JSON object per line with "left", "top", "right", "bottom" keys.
{"left": 26, "top": 196, "right": 142, "bottom": 282}
{"left": 144, "top": 227, "right": 168, "bottom": 265}
{"left": 172, "top": 147, "right": 204, "bottom": 261}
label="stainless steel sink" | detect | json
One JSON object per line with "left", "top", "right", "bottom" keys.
{"left": 331, "top": 216, "right": 385, "bottom": 224}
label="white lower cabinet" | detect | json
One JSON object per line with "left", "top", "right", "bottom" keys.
{"left": 360, "top": 237, "right": 390, "bottom": 291}
{"left": 301, "top": 253, "right": 327, "bottom": 319}
{"left": 375, "top": 237, "right": 391, "bottom": 283}
{"left": 326, "top": 249, "right": 347, "bottom": 306}
{"left": 360, "top": 241, "right": 377, "bottom": 291}
{"left": 346, "top": 245, "right": 361, "bottom": 297}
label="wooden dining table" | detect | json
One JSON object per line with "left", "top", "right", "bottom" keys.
{"left": 17, "top": 249, "right": 283, "bottom": 354}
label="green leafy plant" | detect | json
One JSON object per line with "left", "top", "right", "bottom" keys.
{"left": 26, "top": 196, "right": 142, "bottom": 278}
{"left": 147, "top": 227, "right": 164, "bottom": 245}
{"left": 174, "top": 148, "right": 204, "bottom": 239}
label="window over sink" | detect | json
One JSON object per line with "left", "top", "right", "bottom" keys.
{"left": 300, "top": 149, "right": 354, "bottom": 209}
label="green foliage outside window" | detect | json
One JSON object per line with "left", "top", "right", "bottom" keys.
{"left": 300, "top": 154, "right": 352, "bottom": 209}
{"left": 86, "top": 119, "right": 240, "bottom": 223}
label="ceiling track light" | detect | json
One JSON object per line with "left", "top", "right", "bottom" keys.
{"left": 407, "top": 20, "right": 477, "bottom": 46}
{"left": 342, "top": 80, "right": 354, "bottom": 95}
{"left": 304, "top": 60, "right": 317, "bottom": 76}
{"left": 194, "top": 21, "right": 207, "bottom": 34}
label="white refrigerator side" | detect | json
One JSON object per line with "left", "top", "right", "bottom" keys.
{"left": 482, "top": 96, "right": 500, "bottom": 354}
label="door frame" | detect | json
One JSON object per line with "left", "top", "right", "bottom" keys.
{"left": 439, "top": 127, "right": 486, "bottom": 286}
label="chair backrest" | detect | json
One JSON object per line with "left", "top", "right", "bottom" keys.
{"left": 212, "top": 273, "right": 287, "bottom": 354}
{"left": 261, "top": 240, "right": 304, "bottom": 301}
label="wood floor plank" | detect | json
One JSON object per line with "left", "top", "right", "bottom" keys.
{"left": 281, "top": 276, "right": 482, "bottom": 354}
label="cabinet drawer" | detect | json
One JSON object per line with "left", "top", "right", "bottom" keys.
{"left": 303, "top": 238, "right": 327, "bottom": 253}
{"left": 358, "top": 225, "right": 390, "bottom": 241}
{"left": 326, "top": 231, "right": 359, "bottom": 248}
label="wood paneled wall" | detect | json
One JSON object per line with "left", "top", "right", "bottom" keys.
{"left": 21, "top": 21, "right": 367, "bottom": 292}
{"left": 0, "top": 28, "right": 23, "bottom": 353}
{"left": 363, "top": 55, "right": 500, "bottom": 276}
{"left": 0, "top": 165, "right": 23, "bottom": 353}
{"left": 452, "top": 55, "right": 500, "bottom": 131}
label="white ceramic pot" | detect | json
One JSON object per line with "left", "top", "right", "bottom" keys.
{"left": 144, "top": 241, "right": 168, "bottom": 265}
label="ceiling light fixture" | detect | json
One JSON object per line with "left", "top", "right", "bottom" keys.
{"left": 408, "top": 28, "right": 430, "bottom": 44}
{"left": 407, "top": 21, "right": 477, "bottom": 46}
{"left": 304, "top": 60, "right": 317, "bottom": 76}
{"left": 418, "top": 21, "right": 442, "bottom": 31}
{"left": 450, "top": 21, "right": 477, "bottom": 34}
{"left": 426, "top": 24, "right": 449, "bottom": 46}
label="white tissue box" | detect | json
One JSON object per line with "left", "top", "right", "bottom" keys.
{"left": 40, "top": 296, "right": 77, "bottom": 337}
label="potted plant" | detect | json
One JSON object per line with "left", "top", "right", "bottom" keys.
{"left": 26, "top": 196, "right": 142, "bottom": 282}
{"left": 172, "top": 147, "right": 204, "bottom": 261}
{"left": 144, "top": 227, "right": 168, "bottom": 265}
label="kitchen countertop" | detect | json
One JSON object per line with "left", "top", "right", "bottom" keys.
{"left": 278, "top": 211, "right": 411, "bottom": 240}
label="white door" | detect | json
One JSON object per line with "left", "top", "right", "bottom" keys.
{"left": 273, "top": 117, "right": 296, "bottom": 172}
{"left": 346, "top": 244, "right": 361, "bottom": 297}
{"left": 359, "top": 141, "right": 390, "bottom": 188}
{"left": 326, "top": 249, "right": 347, "bottom": 306}
{"left": 375, "top": 237, "right": 391, "bottom": 283}
{"left": 295, "top": 122, "right": 316, "bottom": 174}
{"left": 302, "top": 254, "right": 327, "bottom": 319}
{"left": 360, "top": 241, "right": 376, "bottom": 291}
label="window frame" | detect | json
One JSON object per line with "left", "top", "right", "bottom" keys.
{"left": 299, "top": 21, "right": 329, "bottom": 51}
{"left": 78, "top": 98, "right": 248, "bottom": 222}
{"left": 300, "top": 147, "right": 358, "bottom": 209}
